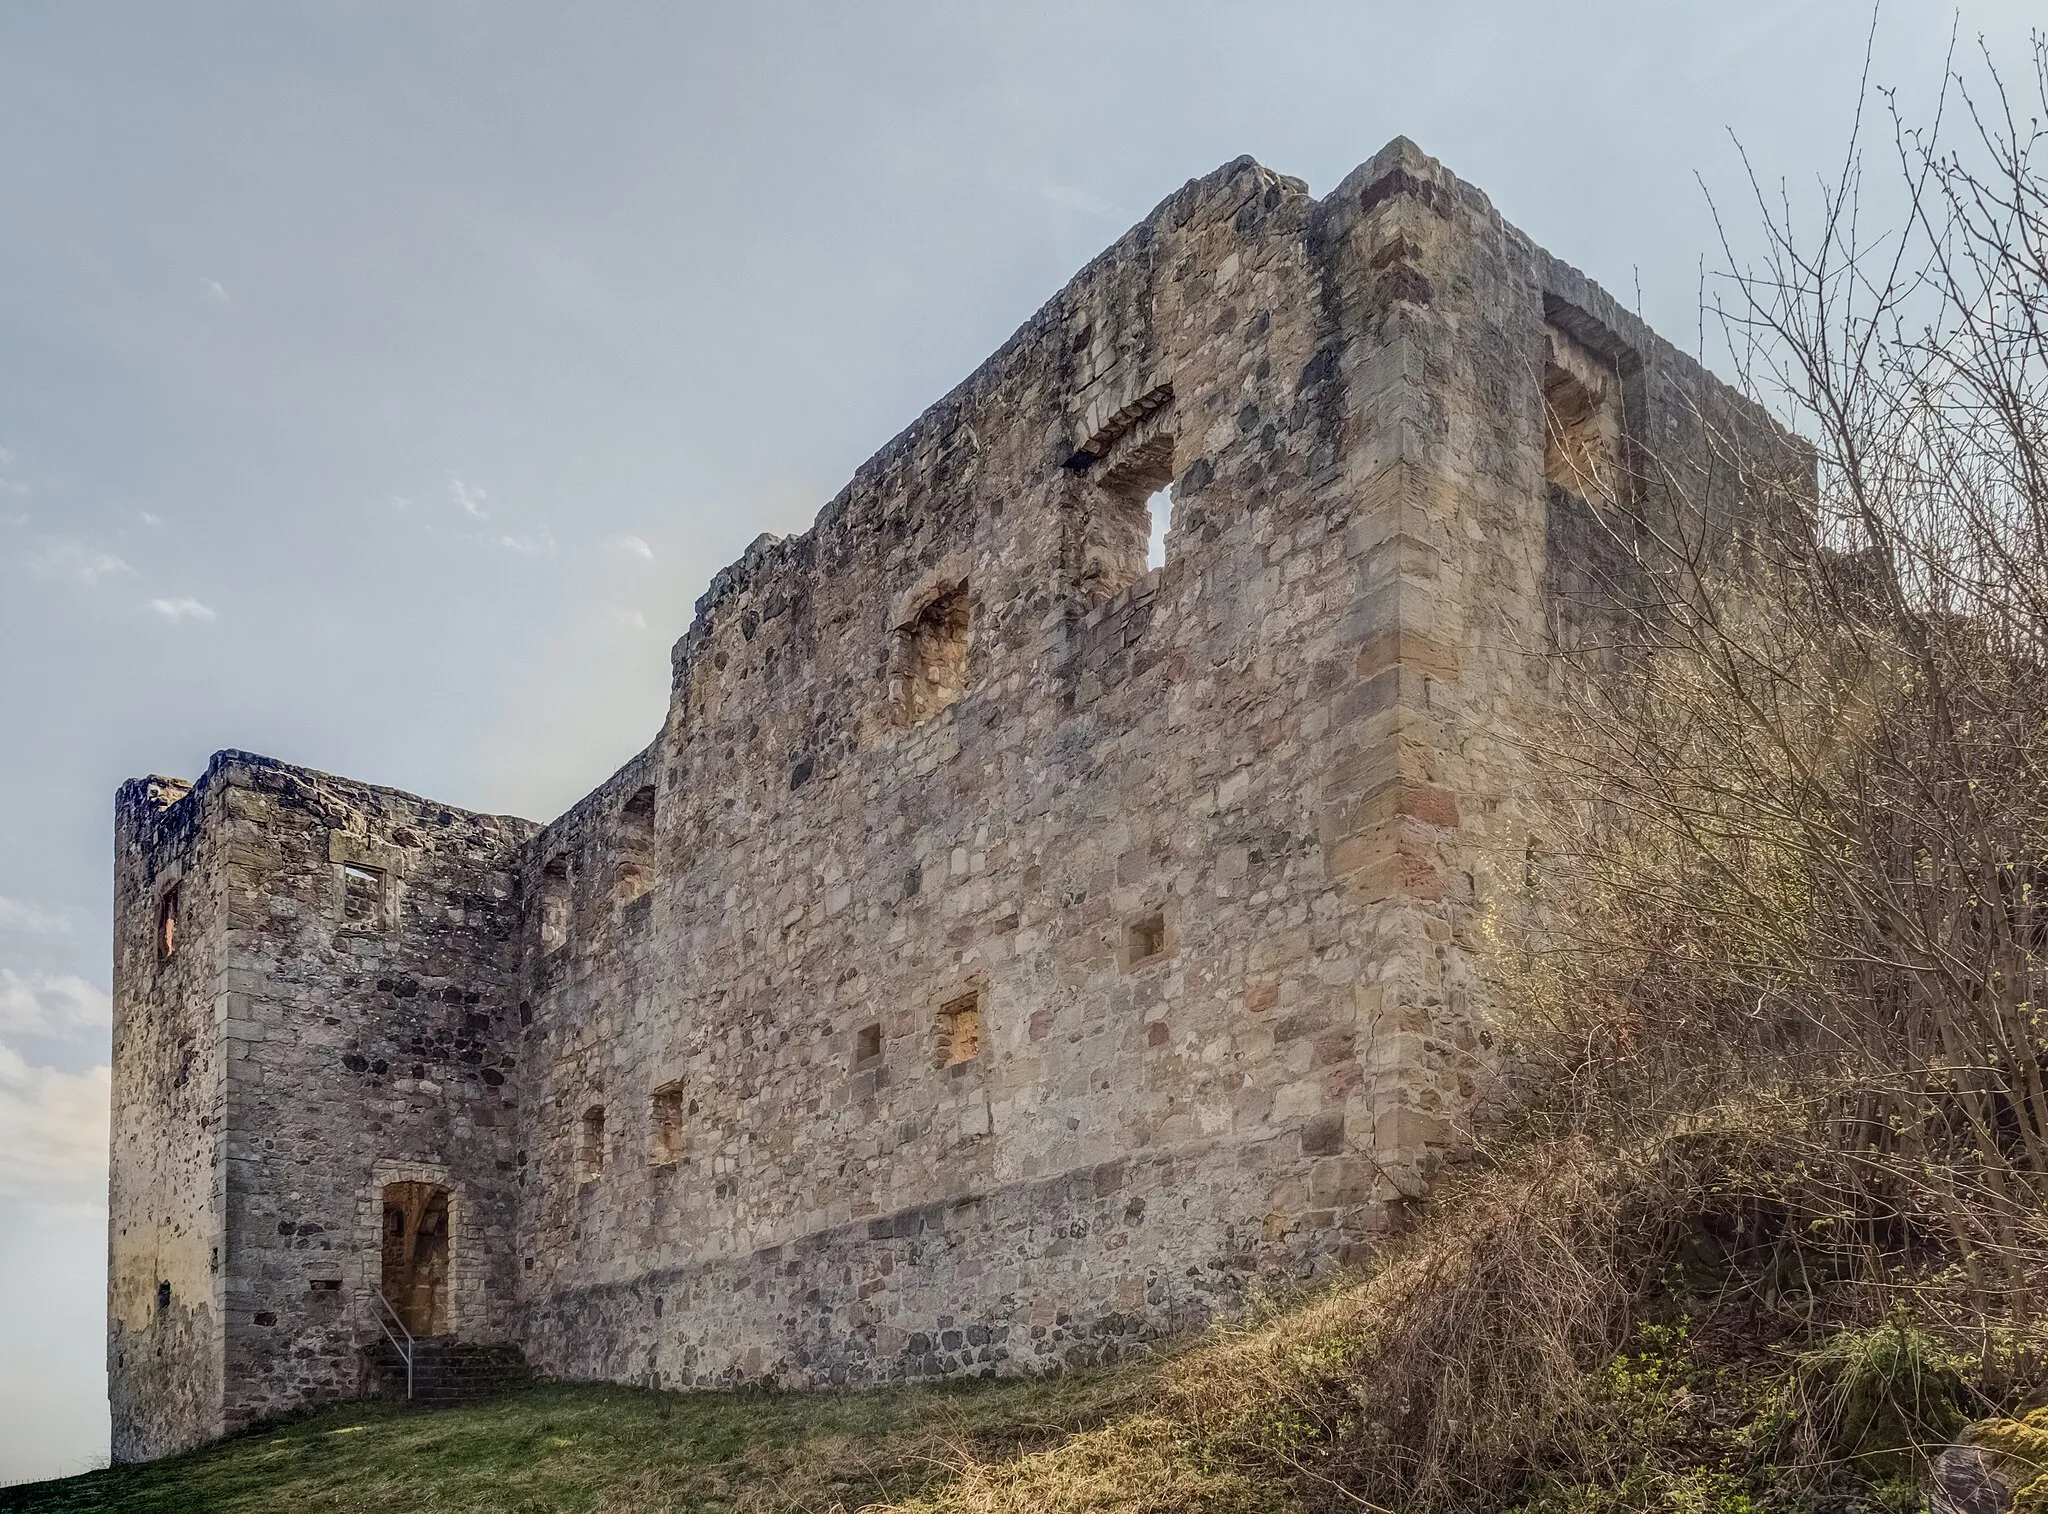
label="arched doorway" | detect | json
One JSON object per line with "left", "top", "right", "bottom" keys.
{"left": 380, "top": 1182, "right": 450, "bottom": 1337}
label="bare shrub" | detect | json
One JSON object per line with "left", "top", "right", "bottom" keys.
{"left": 1495, "top": 32, "right": 2048, "bottom": 1319}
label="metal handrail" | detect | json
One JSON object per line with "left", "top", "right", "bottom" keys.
{"left": 375, "top": 1291, "right": 414, "bottom": 1401}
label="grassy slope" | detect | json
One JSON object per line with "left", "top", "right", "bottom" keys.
{"left": 0, "top": 1370, "right": 1147, "bottom": 1514}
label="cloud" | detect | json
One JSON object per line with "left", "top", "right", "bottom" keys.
{"left": 30, "top": 537, "right": 133, "bottom": 585}
{"left": 447, "top": 473, "right": 490, "bottom": 519}
{"left": 138, "top": 511, "right": 162, "bottom": 527}
{"left": 0, "top": 897, "right": 70, "bottom": 935}
{"left": 0, "top": 972, "right": 111, "bottom": 1037}
{"left": 495, "top": 528, "right": 556, "bottom": 555}
{"left": 608, "top": 534, "right": 655, "bottom": 561}
{"left": 201, "top": 277, "right": 230, "bottom": 304}
{"left": 147, "top": 597, "right": 217, "bottom": 623}
{"left": 0, "top": 1044, "right": 109, "bottom": 1200}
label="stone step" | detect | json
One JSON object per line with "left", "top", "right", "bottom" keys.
{"left": 362, "top": 1339, "right": 533, "bottom": 1405}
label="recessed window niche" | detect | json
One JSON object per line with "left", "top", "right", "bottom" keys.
{"left": 889, "top": 582, "right": 971, "bottom": 726}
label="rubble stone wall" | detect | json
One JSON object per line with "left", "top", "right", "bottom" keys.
{"left": 109, "top": 774, "right": 228, "bottom": 1463}
{"left": 109, "top": 138, "right": 1795, "bottom": 1452}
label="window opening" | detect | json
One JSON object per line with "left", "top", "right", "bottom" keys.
{"left": 853, "top": 1022, "right": 883, "bottom": 1068}
{"left": 890, "top": 582, "right": 971, "bottom": 726}
{"left": 936, "top": 992, "right": 982, "bottom": 1068}
{"left": 650, "top": 1082, "right": 686, "bottom": 1166}
{"left": 615, "top": 786, "right": 656, "bottom": 905}
{"left": 156, "top": 886, "right": 179, "bottom": 961}
{"left": 1542, "top": 326, "right": 1624, "bottom": 507}
{"left": 1145, "top": 486, "right": 1173, "bottom": 572}
{"left": 342, "top": 863, "right": 384, "bottom": 928}
{"left": 1086, "top": 432, "right": 1177, "bottom": 602}
{"left": 380, "top": 1181, "right": 450, "bottom": 1336}
{"left": 579, "top": 1105, "right": 606, "bottom": 1182}
{"left": 1124, "top": 913, "right": 1168, "bottom": 969}
{"left": 539, "top": 856, "right": 571, "bottom": 955}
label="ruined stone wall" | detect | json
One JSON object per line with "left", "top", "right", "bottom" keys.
{"left": 204, "top": 753, "right": 534, "bottom": 1431}
{"left": 111, "top": 137, "right": 1801, "bottom": 1450}
{"left": 108, "top": 753, "right": 536, "bottom": 1454}
{"left": 109, "top": 774, "right": 229, "bottom": 1463}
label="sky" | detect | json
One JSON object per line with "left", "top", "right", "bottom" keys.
{"left": 0, "top": 0, "right": 2038, "bottom": 1485}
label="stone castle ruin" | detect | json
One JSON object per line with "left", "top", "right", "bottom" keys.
{"left": 107, "top": 138, "right": 1786, "bottom": 1462}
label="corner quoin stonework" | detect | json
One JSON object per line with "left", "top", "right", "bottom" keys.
{"left": 107, "top": 137, "right": 1790, "bottom": 1462}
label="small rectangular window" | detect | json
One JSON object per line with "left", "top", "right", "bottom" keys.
{"left": 936, "top": 993, "right": 982, "bottom": 1067}
{"left": 342, "top": 864, "right": 384, "bottom": 928}
{"left": 579, "top": 1105, "right": 606, "bottom": 1182}
{"left": 853, "top": 1022, "right": 883, "bottom": 1068}
{"left": 1123, "top": 912, "right": 1168, "bottom": 970}
{"left": 650, "top": 1082, "right": 686, "bottom": 1166}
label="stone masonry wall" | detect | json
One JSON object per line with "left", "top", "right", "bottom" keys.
{"left": 109, "top": 774, "right": 229, "bottom": 1463}
{"left": 208, "top": 753, "right": 535, "bottom": 1432}
{"left": 505, "top": 141, "right": 1790, "bottom": 1388}
{"left": 110, "top": 137, "right": 1797, "bottom": 1453}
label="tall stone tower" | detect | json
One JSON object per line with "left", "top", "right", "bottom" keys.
{"left": 108, "top": 139, "right": 1788, "bottom": 1462}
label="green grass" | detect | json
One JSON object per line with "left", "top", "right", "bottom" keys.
{"left": 0, "top": 1370, "right": 1144, "bottom": 1514}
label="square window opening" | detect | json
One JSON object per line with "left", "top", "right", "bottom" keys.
{"left": 342, "top": 863, "right": 384, "bottom": 927}
{"left": 890, "top": 582, "right": 971, "bottom": 726}
{"left": 1124, "top": 913, "right": 1168, "bottom": 969}
{"left": 853, "top": 1021, "right": 883, "bottom": 1068}
{"left": 936, "top": 992, "right": 982, "bottom": 1068}
{"left": 578, "top": 1104, "right": 606, "bottom": 1182}
{"left": 650, "top": 1081, "right": 686, "bottom": 1166}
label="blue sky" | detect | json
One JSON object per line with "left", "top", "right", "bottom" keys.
{"left": 1, "top": 0, "right": 2036, "bottom": 1484}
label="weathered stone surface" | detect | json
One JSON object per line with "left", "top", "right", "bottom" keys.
{"left": 107, "top": 138, "right": 1790, "bottom": 1462}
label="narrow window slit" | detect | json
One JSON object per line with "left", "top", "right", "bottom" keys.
{"left": 579, "top": 1105, "right": 606, "bottom": 1181}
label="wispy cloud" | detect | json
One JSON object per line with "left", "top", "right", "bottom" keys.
{"left": 148, "top": 597, "right": 217, "bottom": 623}
{"left": 608, "top": 533, "right": 655, "bottom": 561}
{"left": 30, "top": 537, "right": 133, "bottom": 585}
{"left": 201, "top": 277, "right": 230, "bottom": 305}
{"left": 0, "top": 972, "right": 110, "bottom": 1037}
{"left": 495, "top": 528, "right": 556, "bottom": 555}
{"left": 0, "top": 897, "right": 71, "bottom": 935}
{"left": 0, "top": 1043, "right": 109, "bottom": 1200}
{"left": 447, "top": 473, "right": 489, "bottom": 519}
